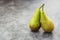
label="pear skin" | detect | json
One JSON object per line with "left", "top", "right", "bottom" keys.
{"left": 41, "top": 11, "right": 54, "bottom": 32}
{"left": 29, "top": 8, "right": 41, "bottom": 32}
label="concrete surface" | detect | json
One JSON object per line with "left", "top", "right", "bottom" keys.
{"left": 0, "top": 0, "right": 60, "bottom": 40}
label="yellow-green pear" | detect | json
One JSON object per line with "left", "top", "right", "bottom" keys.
{"left": 29, "top": 8, "right": 41, "bottom": 32}
{"left": 40, "top": 7, "right": 54, "bottom": 33}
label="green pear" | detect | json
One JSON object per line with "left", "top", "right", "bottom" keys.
{"left": 40, "top": 6, "right": 54, "bottom": 32}
{"left": 29, "top": 8, "right": 41, "bottom": 32}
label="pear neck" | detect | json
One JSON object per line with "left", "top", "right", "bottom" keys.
{"left": 41, "top": 11, "right": 47, "bottom": 20}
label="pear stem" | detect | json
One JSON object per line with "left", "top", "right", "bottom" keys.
{"left": 39, "top": 3, "right": 45, "bottom": 11}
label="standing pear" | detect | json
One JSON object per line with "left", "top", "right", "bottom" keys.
{"left": 29, "top": 8, "right": 41, "bottom": 32}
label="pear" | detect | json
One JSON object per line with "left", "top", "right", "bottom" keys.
{"left": 29, "top": 8, "right": 41, "bottom": 32}
{"left": 40, "top": 6, "right": 54, "bottom": 32}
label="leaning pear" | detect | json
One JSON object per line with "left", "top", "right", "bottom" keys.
{"left": 40, "top": 5, "right": 54, "bottom": 32}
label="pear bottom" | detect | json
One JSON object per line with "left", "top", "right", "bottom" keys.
{"left": 42, "top": 21, "right": 54, "bottom": 33}
{"left": 29, "top": 25, "right": 41, "bottom": 32}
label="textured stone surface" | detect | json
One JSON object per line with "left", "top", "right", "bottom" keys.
{"left": 0, "top": 0, "right": 60, "bottom": 40}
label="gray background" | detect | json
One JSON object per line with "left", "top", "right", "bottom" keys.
{"left": 0, "top": 0, "right": 60, "bottom": 40}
